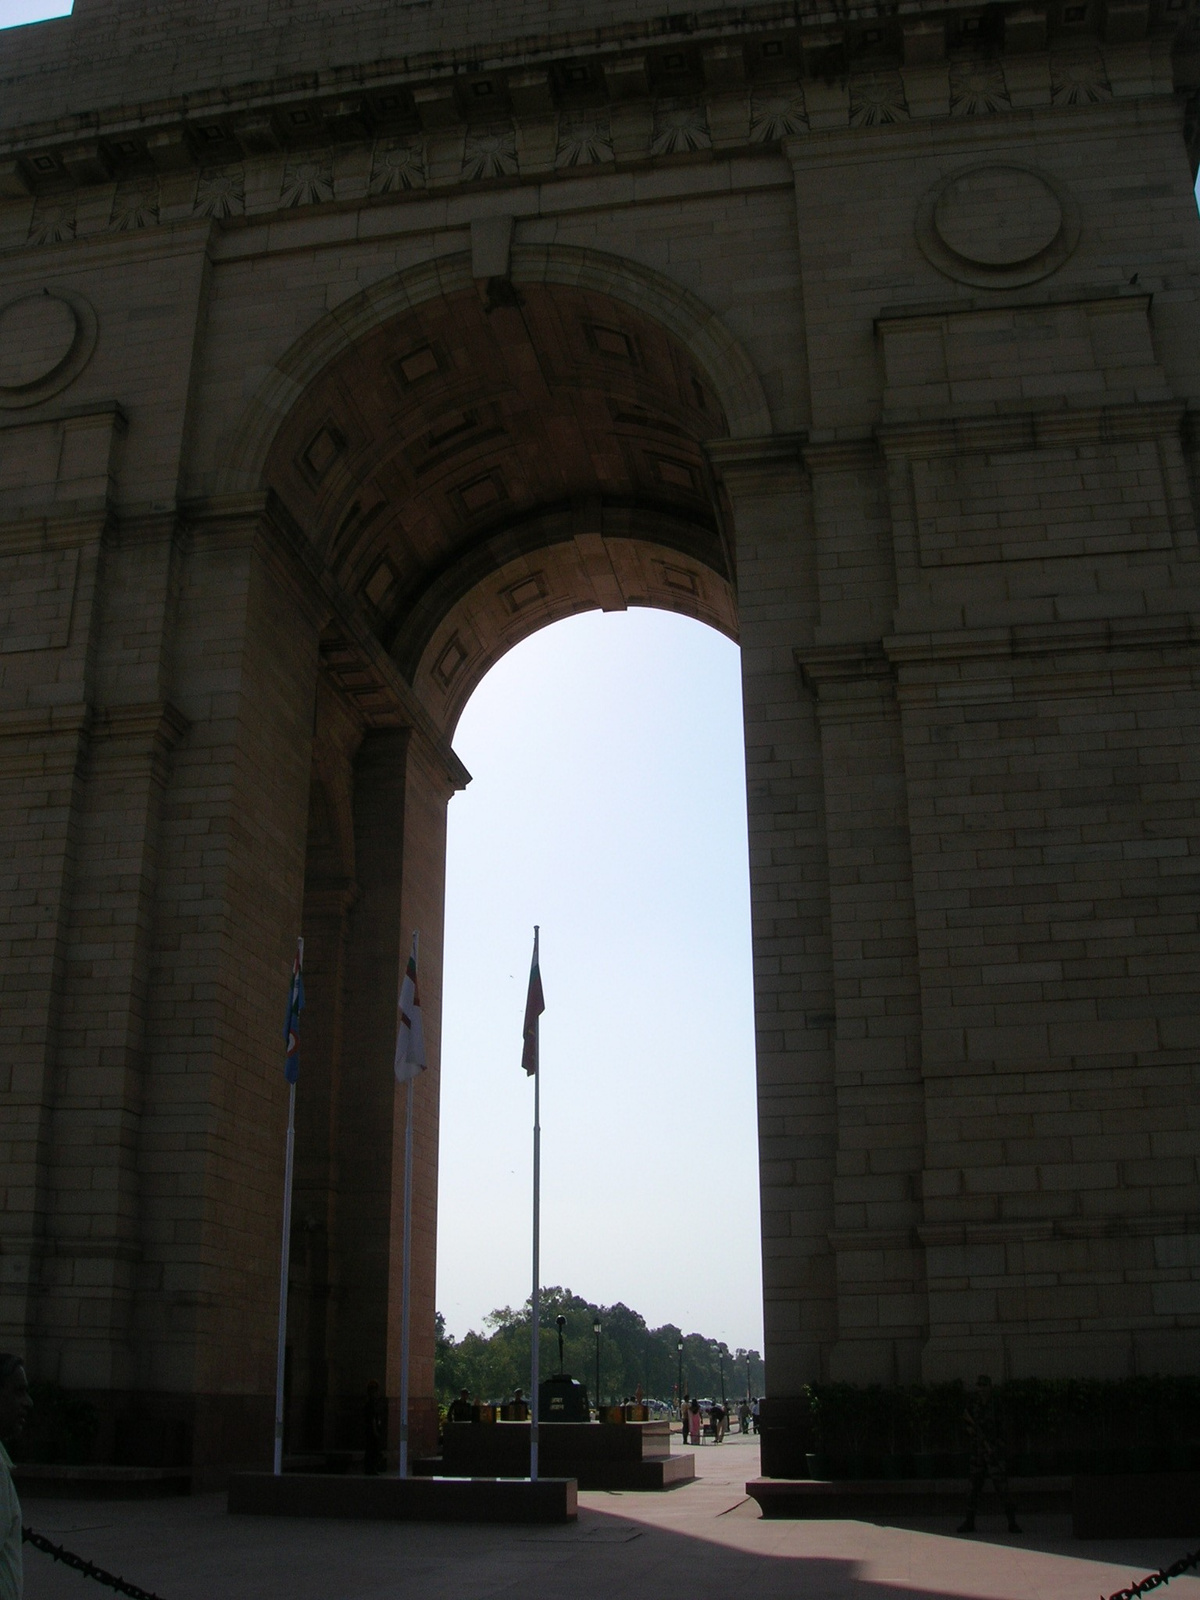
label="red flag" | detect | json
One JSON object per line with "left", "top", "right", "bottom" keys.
{"left": 521, "top": 927, "right": 544, "bottom": 1076}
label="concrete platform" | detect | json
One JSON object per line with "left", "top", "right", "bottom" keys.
{"left": 746, "top": 1476, "right": 1072, "bottom": 1519}
{"left": 227, "top": 1470, "right": 577, "bottom": 1523}
{"left": 563, "top": 1452, "right": 695, "bottom": 1491}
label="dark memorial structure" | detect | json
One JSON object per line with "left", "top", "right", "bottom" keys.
{"left": 439, "top": 1418, "right": 695, "bottom": 1491}
{"left": 538, "top": 1374, "right": 589, "bottom": 1424}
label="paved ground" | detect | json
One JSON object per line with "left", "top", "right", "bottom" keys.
{"left": 20, "top": 1432, "right": 1200, "bottom": 1600}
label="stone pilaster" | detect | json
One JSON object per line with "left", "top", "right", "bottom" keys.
{"left": 708, "top": 436, "right": 837, "bottom": 1399}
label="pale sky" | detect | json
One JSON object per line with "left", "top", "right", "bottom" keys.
{"left": 437, "top": 610, "right": 763, "bottom": 1353}
{"left": 0, "top": 0, "right": 70, "bottom": 23}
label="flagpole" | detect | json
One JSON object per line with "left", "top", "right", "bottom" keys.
{"left": 530, "top": 926, "right": 540, "bottom": 1484}
{"left": 396, "top": 929, "right": 422, "bottom": 1479}
{"left": 273, "top": 1081, "right": 296, "bottom": 1475}
{"left": 274, "top": 936, "right": 303, "bottom": 1476}
{"left": 398, "top": 1072, "right": 414, "bottom": 1476}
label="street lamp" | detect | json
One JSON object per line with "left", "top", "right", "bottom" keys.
{"left": 719, "top": 1351, "right": 726, "bottom": 1408}
{"left": 593, "top": 1317, "right": 602, "bottom": 1417}
{"left": 676, "top": 1338, "right": 684, "bottom": 1408}
{"left": 555, "top": 1313, "right": 566, "bottom": 1376}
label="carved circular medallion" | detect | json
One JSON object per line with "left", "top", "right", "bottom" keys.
{"left": 916, "top": 165, "right": 1079, "bottom": 288}
{"left": 0, "top": 288, "right": 97, "bottom": 408}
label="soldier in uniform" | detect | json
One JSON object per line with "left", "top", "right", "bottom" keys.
{"left": 958, "top": 1375, "right": 1021, "bottom": 1534}
{"left": 362, "top": 1379, "right": 386, "bottom": 1474}
{"left": 447, "top": 1388, "right": 474, "bottom": 1423}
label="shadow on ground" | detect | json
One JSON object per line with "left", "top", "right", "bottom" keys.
{"left": 20, "top": 1473, "right": 1200, "bottom": 1600}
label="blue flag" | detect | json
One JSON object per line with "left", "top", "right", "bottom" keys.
{"left": 284, "top": 938, "right": 304, "bottom": 1084}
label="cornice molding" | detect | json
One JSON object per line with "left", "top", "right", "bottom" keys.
{"left": 919, "top": 1212, "right": 1200, "bottom": 1248}
{"left": 795, "top": 640, "right": 893, "bottom": 686}
{"left": 832, "top": 1211, "right": 1200, "bottom": 1252}
{"left": 0, "top": 703, "right": 89, "bottom": 740}
{"left": 302, "top": 875, "right": 360, "bottom": 920}
{"left": 705, "top": 432, "right": 807, "bottom": 486}
{"left": 795, "top": 640, "right": 898, "bottom": 722}
{"left": 0, "top": 701, "right": 90, "bottom": 779}
{"left": 885, "top": 611, "right": 1200, "bottom": 667}
{"left": 874, "top": 285, "right": 1153, "bottom": 332}
{"left": 878, "top": 398, "right": 1185, "bottom": 459}
{"left": 802, "top": 435, "right": 878, "bottom": 473}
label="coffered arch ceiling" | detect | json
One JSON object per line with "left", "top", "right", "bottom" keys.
{"left": 264, "top": 280, "right": 738, "bottom": 734}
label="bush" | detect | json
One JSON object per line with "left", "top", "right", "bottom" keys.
{"left": 802, "top": 1377, "right": 1200, "bottom": 1478}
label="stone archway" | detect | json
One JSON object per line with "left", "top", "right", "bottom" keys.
{"left": 6, "top": 0, "right": 1200, "bottom": 1484}
{"left": 254, "top": 269, "right": 750, "bottom": 1456}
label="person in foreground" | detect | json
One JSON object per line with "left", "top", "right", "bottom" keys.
{"left": 0, "top": 1354, "right": 33, "bottom": 1600}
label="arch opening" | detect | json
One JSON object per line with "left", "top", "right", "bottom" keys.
{"left": 265, "top": 274, "right": 755, "bottom": 1459}
{"left": 436, "top": 608, "right": 762, "bottom": 1400}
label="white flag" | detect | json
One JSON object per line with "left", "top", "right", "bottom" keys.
{"left": 394, "top": 932, "right": 426, "bottom": 1083}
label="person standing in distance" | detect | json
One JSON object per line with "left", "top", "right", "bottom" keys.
{"left": 0, "top": 1354, "right": 33, "bottom": 1600}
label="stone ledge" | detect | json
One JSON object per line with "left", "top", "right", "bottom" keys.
{"left": 228, "top": 1471, "right": 577, "bottom": 1523}
{"left": 746, "top": 1476, "right": 1071, "bottom": 1519}
{"left": 14, "top": 1465, "right": 192, "bottom": 1500}
{"left": 1074, "top": 1473, "right": 1200, "bottom": 1538}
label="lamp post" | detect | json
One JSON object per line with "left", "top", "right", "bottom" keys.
{"left": 593, "top": 1317, "right": 602, "bottom": 1417}
{"left": 555, "top": 1313, "right": 566, "bottom": 1376}
{"left": 719, "top": 1351, "right": 726, "bottom": 1409}
{"left": 676, "top": 1338, "right": 684, "bottom": 1409}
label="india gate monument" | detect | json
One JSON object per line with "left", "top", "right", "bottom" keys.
{"left": 2, "top": 0, "right": 1200, "bottom": 1485}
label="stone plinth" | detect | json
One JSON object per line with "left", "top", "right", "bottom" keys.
{"left": 15, "top": 1465, "right": 192, "bottom": 1500}
{"left": 228, "top": 1471, "right": 577, "bottom": 1523}
{"left": 746, "top": 1477, "right": 1072, "bottom": 1519}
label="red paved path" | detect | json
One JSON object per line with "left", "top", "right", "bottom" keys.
{"left": 21, "top": 1433, "right": 1200, "bottom": 1599}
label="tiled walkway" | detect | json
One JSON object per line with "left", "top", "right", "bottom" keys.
{"left": 21, "top": 1434, "right": 1200, "bottom": 1600}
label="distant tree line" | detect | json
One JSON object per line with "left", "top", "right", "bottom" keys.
{"left": 435, "top": 1287, "right": 764, "bottom": 1407}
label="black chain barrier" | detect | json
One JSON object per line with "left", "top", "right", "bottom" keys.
{"left": 1105, "top": 1546, "right": 1200, "bottom": 1600}
{"left": 22, "top": 1525, "right": 167, "bottom": 1600}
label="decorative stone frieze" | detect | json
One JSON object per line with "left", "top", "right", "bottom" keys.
{"left": 369, "top": 136, "right": 425, "bottom": 192}
{"left": 280, "top": 156, "right": 334, "bottom": 208}
{"left": 195, "top": 164, "right": 245, "bottom": 217}
{"left": 0, "top": 17, "right": 1189, "bottom": 250}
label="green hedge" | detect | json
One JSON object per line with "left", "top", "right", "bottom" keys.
{"left": 802, "top": 1377, "right": 1200, "bottom": 1478}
